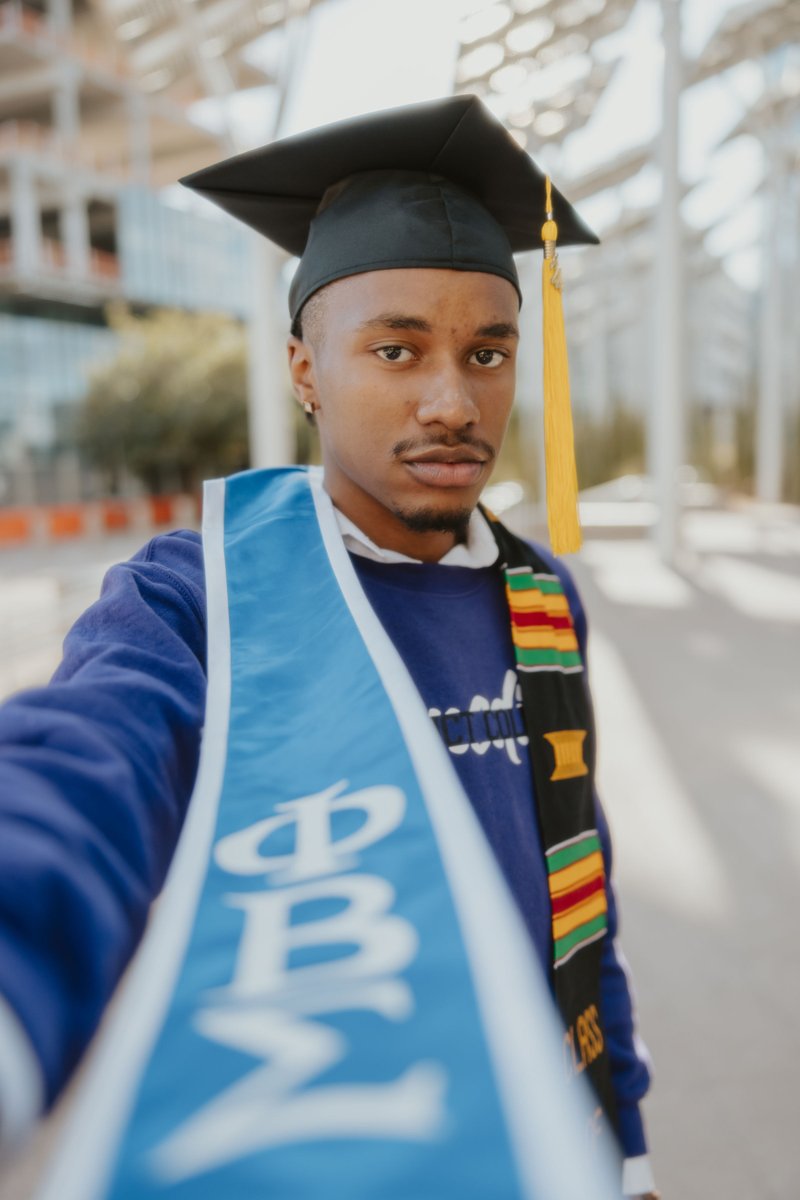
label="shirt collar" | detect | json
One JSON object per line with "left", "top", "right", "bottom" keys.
{"left": 335, "top": 505, "right": 499, "bottom": 569}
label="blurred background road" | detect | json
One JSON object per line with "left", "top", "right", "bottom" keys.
{"left": 569, "top": 504, "right": 800, "bottom": 1199}
{"left": 1, "top": 497, "right": 798, "bottom": 1198}
{"left": 0, "top": 533, "right": 147, "bottom": 698}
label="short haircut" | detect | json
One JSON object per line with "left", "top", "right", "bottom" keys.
{"left": 290, "top": 287, "right": 326, "bottom": 346}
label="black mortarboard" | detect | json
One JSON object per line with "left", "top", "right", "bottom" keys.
{"left": 181, "top": 95, "right": 596, "bottom": 557}
{"left": 179, "top": 94, "right": 598, "bottom": 320}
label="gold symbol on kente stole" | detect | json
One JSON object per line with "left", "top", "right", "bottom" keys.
{"left": 544, "top": 729, "right": 589, "bottom": 781}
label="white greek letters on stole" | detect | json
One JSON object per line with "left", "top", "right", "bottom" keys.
{"left": 35, "top": 468, "right": 620, "bottom": 1200}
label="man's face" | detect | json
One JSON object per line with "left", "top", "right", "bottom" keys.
{"left": 287, "top": 267, "right": 519, "bottom": 559}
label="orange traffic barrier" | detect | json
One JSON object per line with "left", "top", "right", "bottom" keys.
{"left": 48, "top": 506, "right": 85, "bottom": 540}
{"left": 102, "top": 500, "right": 130, "bottom": 532}
{"left": 0, "top": 510, "right": 31, "bottom": 544}
{"left": 0, "top": 494, "right": 199, "bottom": 550}
{"left": 149, "top": 496, "right": 174, "bottom": 526}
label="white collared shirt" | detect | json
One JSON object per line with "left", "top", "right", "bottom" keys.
{"left": 334, "top": 505, "right": 499, "bottom": 569}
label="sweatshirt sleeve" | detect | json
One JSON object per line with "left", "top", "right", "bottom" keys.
{"left": 533, "top": 542, "right": 653, "bottom": 1166}
{"left": 0, "top": 530, "right": 207, "bottom": 1145}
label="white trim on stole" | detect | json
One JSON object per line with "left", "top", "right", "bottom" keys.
{"left": 34, "top": 478, "right": 232, "bottom": 1200}
{"left": 34, "top": 470, "right": 620, "bottom": 1200}
{"left": 0, "top": 992, "right": 45, "bottom": 1155}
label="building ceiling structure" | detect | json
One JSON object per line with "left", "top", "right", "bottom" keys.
{"left": 454, "top": 0, "right": 637, "bottom": 148}
{"left": 89, "top": 0, "right": 324, "bottom": 105}
{"left": 454, "top": 0, "right": 799, "bottom": 204}
{"left": 689, "top": 0, "right": 800, "bottom": 86}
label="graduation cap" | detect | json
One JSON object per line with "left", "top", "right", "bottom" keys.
{"left": 180, "top": 95, "right": 597, "bottom": 555}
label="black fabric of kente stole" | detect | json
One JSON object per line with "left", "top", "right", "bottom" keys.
{"left": 485, "top": 510, "right": 619, "bottom": 1139}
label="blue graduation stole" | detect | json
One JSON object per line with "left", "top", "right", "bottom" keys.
{"left": 37, "top": 468, "right": 618, "bottom": 1200}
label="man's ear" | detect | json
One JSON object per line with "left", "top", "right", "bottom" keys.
{"left": 287, "top": 335, "right": 318, "bottom": 416}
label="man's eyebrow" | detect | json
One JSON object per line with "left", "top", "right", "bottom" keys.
{"left": 357, "top": 313, "right": 433, "bottom": 333}
{"left": 356, "top": 314, "right": 519, "bottom": 338}
{"left": 475, "top": 322, "right": 519, "bottom": 339}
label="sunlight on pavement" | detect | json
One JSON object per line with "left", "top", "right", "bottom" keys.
{"left": 735, "top": 735, "right": 800, "bottom": 869}
{"left": 0, "top": 577, "right": 65, "bottom": 696}
{"left": 0, "top": 548, "right": 127, "bottom": 701}
{"left": 698, "top": 557, "right": 800, "bottom": 623}
{"left": 684, "top": 510, "right": 800, "bottom": 558}
{"left": 579, "top": 542, "right": 694, "bottom": 609}
{"left": 590, "top": 628, "right": 731, "bottom": 921}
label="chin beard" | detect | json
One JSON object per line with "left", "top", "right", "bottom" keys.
{"left": 391, "top": 503, "right": 472, "bottom": 542}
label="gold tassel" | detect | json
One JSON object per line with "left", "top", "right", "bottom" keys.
{"left": 541, "top": 176, "right": 582, "bottom": 555}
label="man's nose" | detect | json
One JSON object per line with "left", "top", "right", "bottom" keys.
{"left": 415, "top": 361, "right": 479, "bottom": 429}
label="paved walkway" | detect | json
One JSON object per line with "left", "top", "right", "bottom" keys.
{"left": 1, "top": 504, "right": 798, "bottom": 1198}
{"left": 567, "top": 507, "right": 800, "bottom": 1200}
{"left": 0, "top": 533, "right": 152, "bottom": 700}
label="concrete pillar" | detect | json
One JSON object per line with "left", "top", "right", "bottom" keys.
{"left": 247, "top": 239, "right": 293, "bottom": 467}
{"left": 10, "top": 445, "right": 38, "bottom": 507}
{"left": 242, "top": 1, "right": 312, "bottom": 472}
{"left": 127, "top": 93, "right": 151, "bottom": 185}
{"left": 650, "top": 0, "right": 684, "bottom": 562}
{"left": 512, "top": 251, "right": 545, "bottom": 517}
{"left": 787, "top": 162, "right": 800, "bottom": 415}
{"left": 63, "top": 188, "right": 91, "bottom": 277}
{"left": 54, "top": 450, "right": 83, "bottom": 504}
{"left": 52, "top": 64, "right": 81, "bottom": 151}
{"left": 755, "top": 126, "right": 786, "bottom": 503}
{"left": 46, "top": 0, "right": 72, "bottom": 36}
{"left": 11, "top": 160, "right": 41, "bottom": 276}
{"left": 585, "top": 276, "right": 610, "bottom": 423}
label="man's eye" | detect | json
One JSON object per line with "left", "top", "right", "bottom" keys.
{"left": 470, "top": 348, "right": 505, "bottom": 368}
{"left": 376, "top": 345, "right": 413, "bottom": 363}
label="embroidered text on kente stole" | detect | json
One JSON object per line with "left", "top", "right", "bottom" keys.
{"left": 36, "top": 468, "right": 619, "bottom": 1200}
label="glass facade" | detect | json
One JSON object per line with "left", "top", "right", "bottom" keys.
{"left": 0, "top": 189, "right": 254, "bottom": 497}
{"left": 118, "top": 189, "right": 253, "bottom": 317}
{"left": 0, "top": 316, "right": 118, "bottom": 450}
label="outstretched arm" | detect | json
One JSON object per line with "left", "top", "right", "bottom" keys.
{"left": 0, "top": 531, "right": 206, "bottom": 1152}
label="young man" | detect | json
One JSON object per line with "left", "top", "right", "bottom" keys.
{"left": 0, "top": 96, "right": 656, "bottom": 1198}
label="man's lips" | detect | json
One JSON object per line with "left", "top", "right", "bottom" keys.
{"left": 401, "top": 447, "right": 488, "bottom": 488}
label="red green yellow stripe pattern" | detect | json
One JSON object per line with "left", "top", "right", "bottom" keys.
{"left": 547, "top": 830, "right": 608, "bottom": 968}
{"left": 504, "top": 567, "right": 583, "bottom": 674}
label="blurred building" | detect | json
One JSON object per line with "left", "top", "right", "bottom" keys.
{"left": 453, "top": 0, "right": 800, "bottom": 509}
{"left": 0, "top": 0, "right": 255, "bottom": 504}
{"left": 1, "top": 0, "right": 798, "bottom": 512}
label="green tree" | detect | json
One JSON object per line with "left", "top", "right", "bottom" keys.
{"left": 75, "top": 305, "right": 250, "bottom": 494}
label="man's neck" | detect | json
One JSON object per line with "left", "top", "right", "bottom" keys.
{"left": 323, "top": 478, "right": 464, "bottom": 563}
{"left": 330, "top": 492, "right": 500, "bottom": 571}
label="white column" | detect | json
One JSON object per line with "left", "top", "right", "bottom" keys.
{"left": 46, "top": 0, "right": 72, "bottom": 36}
{"left": 52, "top": 65, "right": 81, "bottom": 146}
{"left": 787, "top": 159, "right": 800, "bottom": 417}
{"left": 586, "top": 279, "right": 610, "bottom": 423}
{"left": 513, "top": 251, "right": 546, "bottom": 524}
{"left": 755, "top": 126, "right": 786, "bottom": 503}
{"left": 244, "top": 1, "right": 316, "bottom": 470}
{"left": 650, "top": 0, "right": 684, "bottom": 562}
{"left": 63, "top": 188, "right": 90, "bottom": 278}
{"left": 247, "top": 239, "right": 293, "bottom": 468}
{"left": 11, "top": 160, "right": 40, "bottom": 276}
{"left": 127, "top": 93, "right": 151, "bottom": 185}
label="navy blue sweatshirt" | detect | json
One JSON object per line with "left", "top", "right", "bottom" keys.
{"left": 0, "top": 528, "right": 650, "bottom": 1157}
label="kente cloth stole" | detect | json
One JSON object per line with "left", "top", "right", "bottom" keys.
{"left": 36, "top": 468, "right": 620, "bottom": 1200}
{"left": 485, "top": 509, "right": 619, "bottom": 1138}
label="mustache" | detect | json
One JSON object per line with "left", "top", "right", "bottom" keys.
{"left": 391, "top": 434, "right": 496, "bottom": 461}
